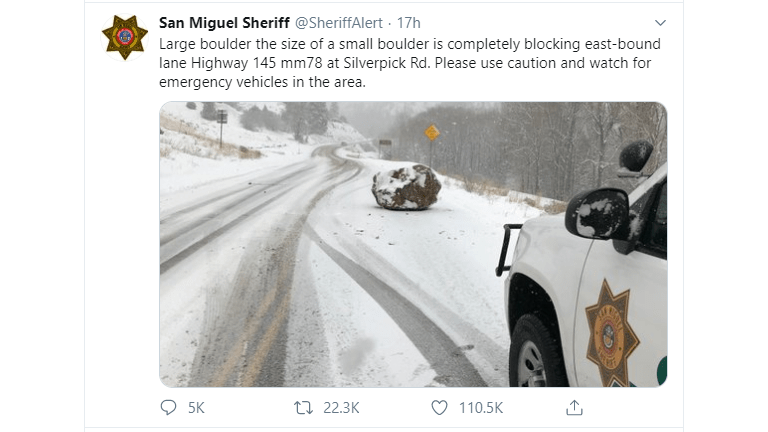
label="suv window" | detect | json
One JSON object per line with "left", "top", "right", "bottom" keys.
{"left": 613, "top": 178, "right": 667, "bottom": 258}
{"left": 643, "top": 182, "right": 667, "bottom": 254}
{"left": 638, "top": 181, "right": 667, "bottom": 258}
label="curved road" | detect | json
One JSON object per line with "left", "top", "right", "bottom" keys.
{"left": 159, "top": 145, "right": 495, "bottom": 387}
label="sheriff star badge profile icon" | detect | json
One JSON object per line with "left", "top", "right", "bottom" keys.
{"left": 102, "top": 15, "right": 148, "bottom": 60}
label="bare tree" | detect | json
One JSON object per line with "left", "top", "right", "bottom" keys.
{"left": 585, "top": 102, "right": 623, "bottom": 187}
{"left": 619, "top": 103, "right": 667, "bottom": 171}
{"left": 381, "top": 102, "right": 666, "bottom": 201}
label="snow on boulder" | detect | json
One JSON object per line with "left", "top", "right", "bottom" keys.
{"left": 371, "top": 164, "right": 441, "bottom": 210}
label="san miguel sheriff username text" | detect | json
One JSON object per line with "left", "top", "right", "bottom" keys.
{"left": 159, "top": 17, "right": 292, "bottom": 31}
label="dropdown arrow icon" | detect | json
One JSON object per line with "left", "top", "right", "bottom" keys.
{"left": 656, "top": 19, "right": 666, "bottom": 26}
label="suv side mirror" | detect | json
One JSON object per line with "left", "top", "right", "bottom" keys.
{"left": 618, "top": 140, "right": 654, "bottom": 177}
{"left": 565, "top": 188, "right": 630, "bottom": 240}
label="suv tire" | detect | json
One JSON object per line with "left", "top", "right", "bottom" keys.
{"left": 509, "top": 314, "right": 568, "bottom": 387}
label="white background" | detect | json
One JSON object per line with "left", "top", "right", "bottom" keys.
{"left": 90, "top": 2, "right": 681, "bottom": 428}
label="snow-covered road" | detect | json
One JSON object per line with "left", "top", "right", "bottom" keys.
{"left": 160, "top": 144, "right": 542, "bottom": 387}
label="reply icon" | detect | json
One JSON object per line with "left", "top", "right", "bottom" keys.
{"left": 161, "top": 400, "right": 176, "bottom": 415}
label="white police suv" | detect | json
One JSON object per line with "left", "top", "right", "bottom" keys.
{"left": 495, "top": 141, "right": 667, "bottom": 387}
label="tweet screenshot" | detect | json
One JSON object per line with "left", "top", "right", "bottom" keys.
{"left": 85, "top": 1, "right": 682, "bottom": 430}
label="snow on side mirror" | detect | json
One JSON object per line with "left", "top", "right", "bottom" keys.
{"left": 565, "top": 188, "right": 630, "bottom": 240}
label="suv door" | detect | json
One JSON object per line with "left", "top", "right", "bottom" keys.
{"left": 572, "top": 178, "right": 668, "bottom": 387}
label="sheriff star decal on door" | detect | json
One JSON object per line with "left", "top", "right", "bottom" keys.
{"left": 585, "top": 279, "right": 640, "bottom": 387}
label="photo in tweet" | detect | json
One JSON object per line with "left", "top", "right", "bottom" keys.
{"left": 159, "top": 101, "right": 667, "bottom": 388}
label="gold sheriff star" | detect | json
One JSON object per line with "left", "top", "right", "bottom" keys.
{"left": 102, "top": 15, "right": 148, "bottom": 60}
{"left": 585, "top": 279, "right": 640, "bottom": 387}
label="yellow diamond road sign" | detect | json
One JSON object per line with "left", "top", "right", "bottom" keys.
{"left": 424, "top": 124, "right": 440, "bottom": 141}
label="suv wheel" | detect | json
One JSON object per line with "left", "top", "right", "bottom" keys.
{"left": 509, "top": 314, "right": 568, "bottom": 387}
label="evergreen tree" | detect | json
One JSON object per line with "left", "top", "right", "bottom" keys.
{"left": 282, "top": 102, "right": 329, "bottom": 142}
{"left": 282, "top": 102, "right": 308, "bottom": 142}
{"left": 328, "top": 102, "right": 340, "bottom": 120}
{"left": 261, "top": 106, "right": 283, "bottom": 131}
{"left": 240, "top": 105, "right": 263, "bottom": 131}
{"left": 306, "top": 102, "right": 329, "bottom": 134}
{"left": 241, "top": 105, "right": 283, "bottom": 132}
{"left": 200, "top": 102, "right": 217, "bottom": 121}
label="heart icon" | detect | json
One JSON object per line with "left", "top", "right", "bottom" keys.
{"left": 432, "top": 400, "right": 447, "bottom": 415}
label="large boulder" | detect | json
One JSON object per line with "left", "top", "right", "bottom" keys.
{"left": 371, "top": 164, "right": 441, "bottom": 210}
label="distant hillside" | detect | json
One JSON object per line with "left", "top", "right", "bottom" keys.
{"left": 159, "top": 102, "right": 366, "bottom": 161}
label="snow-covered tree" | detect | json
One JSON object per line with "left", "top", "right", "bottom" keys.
{"left": 241, "top": 105, "right": 283, "bottom": 132}
{"left": 328, "top": 102, "right": 340, "bottom": 121}
{"left": 282, "top": 102, "right": 329, "bottom": 142}
{"left": 200, "top": 102, "right": 217, "bottom": 121}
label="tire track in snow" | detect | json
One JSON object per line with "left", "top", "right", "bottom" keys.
{"left": 190, "top": 224, "right": 296, "bottom": 387}
{"left": 160, "top": 161, "right": 308, "bottom": 225}
{"left": 160, "top": 166, "right": 319, "bottom": 246}
{"left": 333, "top": 229, "right": 509, "bottom": 386}
{"left": 160, "top": 160, "right": 357, "bottom": 276}
{"left": 159, "top": 192, "right": 284, "bottom": 275}
{"left": 304, "top": 226, "right": 487, "bottom": 387}
{"left": 184, "top": 148, "right": 364, "bottom": 386}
